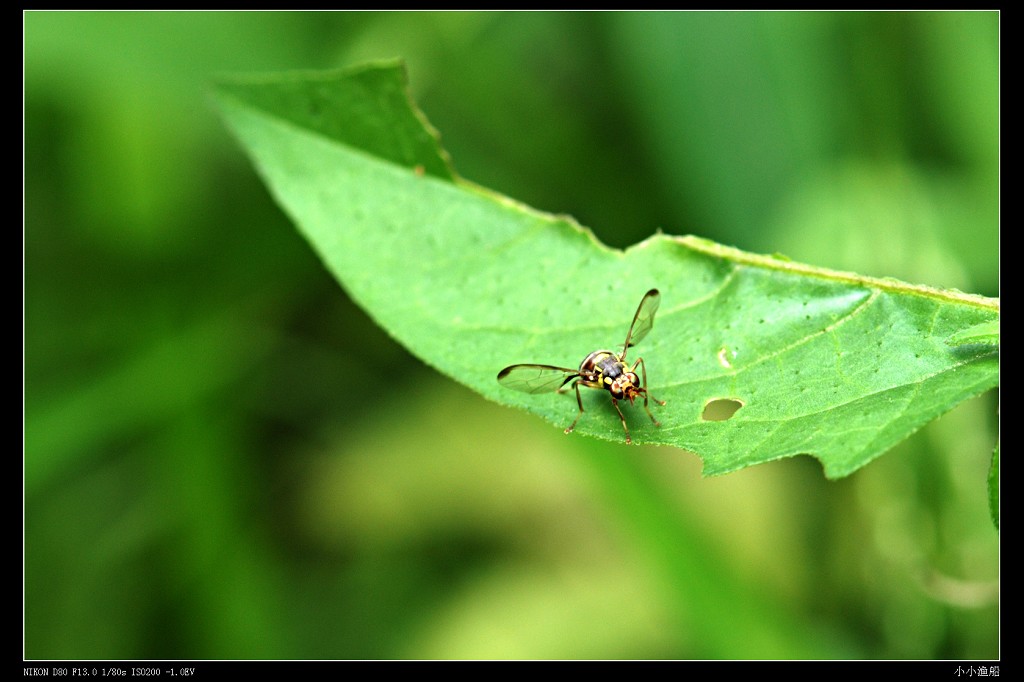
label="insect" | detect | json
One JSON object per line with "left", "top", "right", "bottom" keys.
{"left": 497, "top": 289, "right": 666, "bottom": 444}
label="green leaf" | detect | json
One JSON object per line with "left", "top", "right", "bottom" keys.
{"left": 213, "top": 61, "right": 999, "bottom": 478}
{"left": 948, "top": 320, "right": 999, "bottom": 347}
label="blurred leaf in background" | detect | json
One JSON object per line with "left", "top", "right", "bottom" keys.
{"left": 24, "top": 11, "right": 997, "bottom": 660}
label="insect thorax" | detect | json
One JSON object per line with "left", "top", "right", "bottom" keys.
{"left": 579, "top": 349, "right": 623, "bottom": 379}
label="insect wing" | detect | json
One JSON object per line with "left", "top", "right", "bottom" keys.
{"left": 497, "top": 364, "right": 578, "bottom": 394}
{"left": 622, "top": 288, "right": 661, "bottom": 352}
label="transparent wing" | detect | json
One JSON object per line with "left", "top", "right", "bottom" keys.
{"left": 621, "top": 288, "right": 661, "bottom": 353}
{"left": 497, "top": 364, "right": 579, "bottom": 394}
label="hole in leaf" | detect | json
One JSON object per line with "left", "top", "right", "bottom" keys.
{"left": 702, "top": 398, "right": 744, "bottom": 422}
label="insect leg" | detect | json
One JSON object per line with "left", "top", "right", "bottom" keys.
{"left": 611, "top": 397, "right": 632, "bottom": 444}
{"left": 555, "top": 373, "right": 577, "bottom": 395}
{"left": 633, "top": 357, "right": 666, "bottom": 426}
{"left": 564, "top": 380, "right": 586, "bottom": 434}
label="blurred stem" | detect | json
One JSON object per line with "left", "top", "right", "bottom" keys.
{"left": 577, "top": 443, "right": 853, "bottom": 658}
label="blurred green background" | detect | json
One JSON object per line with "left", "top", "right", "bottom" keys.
{"left": 25, "top": 11, "right": 998, "bottom": 660}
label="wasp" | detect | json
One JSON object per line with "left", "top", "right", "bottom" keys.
{"left": 497, "top": 289, "right": 666, "bottom": 444}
